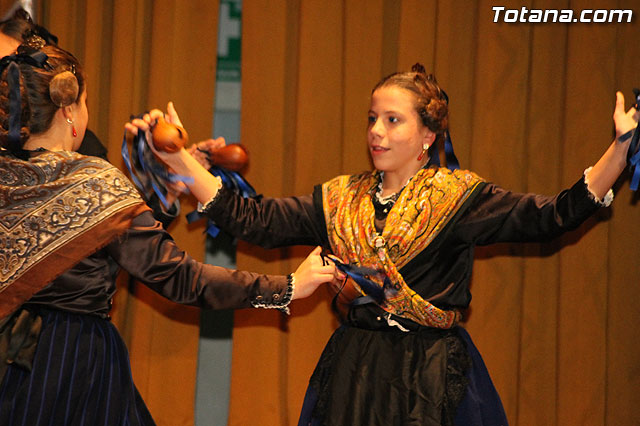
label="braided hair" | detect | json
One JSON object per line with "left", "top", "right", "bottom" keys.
{"left": 0, "top": 41, "right": 84, "bottom": 158}
{"left": 372, "top": 63, "right": 448, "bottom": 144}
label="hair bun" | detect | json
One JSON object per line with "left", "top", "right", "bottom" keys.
{"left": 411, "top": 63, "right": 426, "bottom": 74}
{"left": 427, "top": 98, "right": 447, "bottom": 121}
{"left": 49, "top": 70, "right": 78, "bottom": 107}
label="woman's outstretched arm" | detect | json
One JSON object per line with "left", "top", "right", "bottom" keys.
{"left": 586, "top": 91, "right": 639, "bottom": 199}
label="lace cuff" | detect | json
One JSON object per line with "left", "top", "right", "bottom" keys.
{"left": 584, "top": 167, "right": 614, "bottom": 207}
{"left": 250, "top": 273, "right": 296, "bottom": 315}
{"left": 196, "top": 178, "right": 224, "bottom": 214}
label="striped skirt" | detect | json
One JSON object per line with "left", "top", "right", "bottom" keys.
{"left": 0, "top": 309, "right": 155, "bottom": 426}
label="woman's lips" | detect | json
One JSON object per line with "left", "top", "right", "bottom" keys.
{"left": 370, "top": 145, "right": 389, "bottom": 155}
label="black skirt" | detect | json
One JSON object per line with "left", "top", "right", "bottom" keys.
{"left": 0, "top": 308, "right": 155, "bottom": 426}
{"left": 298, "top": 306, "right": 508, "bottom": 426}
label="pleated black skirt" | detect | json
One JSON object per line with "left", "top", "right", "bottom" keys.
{"left": 0, "top": 309, "right": 155, "bottom": 426}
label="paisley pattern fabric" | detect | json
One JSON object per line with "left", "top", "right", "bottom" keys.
{"left": 322, "top": 167, "right": 483, "bottom": 327}
{"left": 0, "top": 150, "right": 148, "bottom": 318}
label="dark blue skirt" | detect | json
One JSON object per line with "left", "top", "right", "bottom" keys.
{"left": 0, "top": 309, "right": 155, "bottom": 426}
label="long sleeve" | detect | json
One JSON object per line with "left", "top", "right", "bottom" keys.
{"left": 203, "top": 185, "right": 329, "bottom": 248}
{"left": 454, "top": 176, "right": 603, "bottom": 246}
{"left": 106, "top": 211, "right": 288, "bottom": 310}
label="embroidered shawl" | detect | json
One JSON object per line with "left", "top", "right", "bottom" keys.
{"left": 322, "top": 167, "right": 484, "bottom": 328}
{"left": 0, "top": 150, "right": 149, "bottom": 319}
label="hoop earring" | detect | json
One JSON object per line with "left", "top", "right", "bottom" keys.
{"left": 417, "top": 143, "right": 429, "bottom": 161}
{"left": 66, "top": 117, "right": 77, "bottom": 138}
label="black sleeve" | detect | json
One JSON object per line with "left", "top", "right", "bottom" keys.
{"left": 203, "top": 184, "right": 329, "bottom": 249}
{"left": 146, "top": 193, "right": 180, "bottom": 229}
{"left": 76, "top": 129, "right": 108, "bottom": 160}
{"left": 455, "top": 176, "right": 603, "bottom": 245}
{"left": 105, "top": 211, "right": 288, "bottom": 310}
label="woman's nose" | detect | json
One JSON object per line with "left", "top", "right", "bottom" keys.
{"left": 370, "top": 119, "right": 384, "bottom": 137}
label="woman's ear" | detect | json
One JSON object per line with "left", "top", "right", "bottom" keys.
{"left": 60, "top": 104, "right": 74, "bottom": 121}
{"left": 422, "top": 128, "right": 436, "bottom": 146}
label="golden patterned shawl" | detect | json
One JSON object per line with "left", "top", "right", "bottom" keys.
{"left": 0, "top": 150, "right": 149, "bottom": 319}
{"left": 322, "top": 167, "right": 484, "bottom": 328}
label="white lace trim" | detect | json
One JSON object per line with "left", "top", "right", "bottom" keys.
{"left": 196, "top": 190, "right": 222, "bottom": 214}
{"left": 584, "top": 167, "right": 614, "bottom": 207}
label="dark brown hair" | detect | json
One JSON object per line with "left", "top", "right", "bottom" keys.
{"left": 372, "top": 63, "right": 448, "bottom": 143}
{"left": 0, "top": 43, "right": 85, "bottom": 152}
{"left": 0, "top": 8, "right": 58, "bottom": 45}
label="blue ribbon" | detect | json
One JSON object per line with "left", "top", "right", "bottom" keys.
{"left": 121, "top": 123, "right": 194, "bottom": 209}
{"left": 324, "top": 255, "right": 396, "bottom": 304}
{"left": 186, "top": 162, "right": 257, "bottom": 238}
{"left": 0, "top": 49, "right": 51, "bottom": 159}
{"left": 627, "top": 90, "right": 640, "bottom": 191}
{"left": 628, "top": 122, "right": 640, "bottom": 191}
{"left": 427, "top": 89, "right": 460, "bottom": 171}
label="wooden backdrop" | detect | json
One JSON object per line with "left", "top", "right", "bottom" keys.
{"left": 232, "top": 1, "right": 640, "bottom": 426}
{"left": 5, "top": 0, "right": 638, "bottom": 425}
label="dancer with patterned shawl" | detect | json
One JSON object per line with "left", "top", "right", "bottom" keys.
{"left": 129, "top": 64, "right": 639, "bottom": 425}
{"left": 0, "top": 41, "right": 338, "bottom": 426}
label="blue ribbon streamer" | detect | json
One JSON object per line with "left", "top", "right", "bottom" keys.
{"left": 0, "top": 49, "right": 51, "bottom": 159}
{"left": 628, "top": 125, "right": 640, "bottom": 190}
{"left": 186, "top": 162, "right": 256, "bottom": 238}
{"left": 427, "top": 89, "right": 460, "bottom": 171}
{"left": 628, "top": 90, "right": 640, "bottom": 191}
{"left": 121, "top": 124, "right": 194, "bottom": 209}
{"left": 325, "top": 255, "right": 396, "bottom": 305}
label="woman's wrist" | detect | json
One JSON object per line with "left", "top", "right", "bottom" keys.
{"left": 616, "top": 128, "right": 634, "bottom": 144}
{"left": 163, "top": 149, "right": 192, "bottom": 173}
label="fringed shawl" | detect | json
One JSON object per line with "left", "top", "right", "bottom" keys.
{"left": 322, "top": 167, "right": 483, "bottom": 328}
{"left": 0, "top": 150, "right": 149, "bottom": 319}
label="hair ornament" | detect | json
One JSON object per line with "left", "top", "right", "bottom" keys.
{"left": 49, "top": 70, "right": 79, "bottom": 107}
{"left": 20, "top": 31, "right": 46, "bottom": 51}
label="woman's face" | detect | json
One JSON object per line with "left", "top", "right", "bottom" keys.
{"left": 367, "top": 85, "right": 434, "bottom": 179}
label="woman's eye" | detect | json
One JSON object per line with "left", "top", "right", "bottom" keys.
{"left": 388, "top": 116, "right": 398, "bottom": 123}
{"left": 367, "top": 115, "right": 376, "bottom": 124}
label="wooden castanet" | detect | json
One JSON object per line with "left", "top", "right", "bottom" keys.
{"left": 151, "top": 116, "right": 188, "bottom": 153}
{"left": 152, "top": 117, "right": 249, "bottom": 171}
{"left": 208, "top": 143, "right": 249, "bottom": 172}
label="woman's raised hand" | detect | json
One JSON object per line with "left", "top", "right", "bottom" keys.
{"left": 613, "top": 91, "right": 640, "bottom": 146}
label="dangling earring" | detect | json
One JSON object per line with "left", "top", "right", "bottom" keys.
{"left": 66, "top": 118, "right": 77, "bottom": 137}
{"left": 417, "top": 143, "right": 429, "bottom": 161}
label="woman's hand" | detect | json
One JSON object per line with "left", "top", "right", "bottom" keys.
{"left": 124, "top": 103, "right": 225, "bottom": 204}
{"left": 187, "top": 137, "right": 227, "bottom": 169}
{"left": 291, "top": 247, "right": 344, "bottom": 300}
{"left": 585, "top": 92, "right": 640, "bottom": 198}
{"left": 613, "top": 91, "right": 640, "bottom": 146}
{"left": 124, "top": 103, "right": 187, "bottom": 168}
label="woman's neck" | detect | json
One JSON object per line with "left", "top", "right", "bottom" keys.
{"left": 22, "top": 120, "right": 73, "bottom": 152}
{"left": 380, "top": 166, "right": 424, "bottom": 196}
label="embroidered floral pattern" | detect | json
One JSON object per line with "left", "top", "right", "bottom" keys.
{"left": 0, "top": 151, "right": 144, "bottom": 290}
{"left": 322, "top": 167, "right": 484, "bottom": 328}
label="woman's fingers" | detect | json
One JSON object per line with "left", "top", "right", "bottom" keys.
{"left": 166, "top": 102, "right": 184, "bottom": 127}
